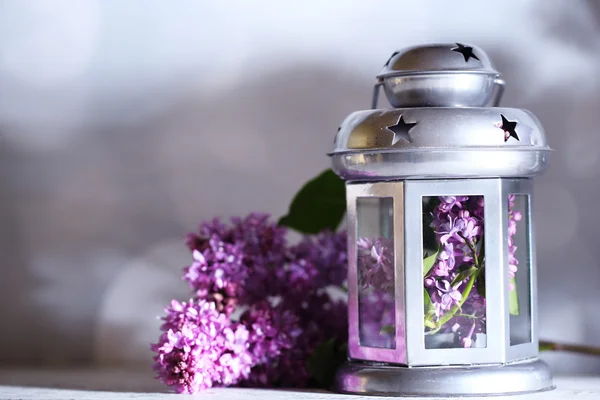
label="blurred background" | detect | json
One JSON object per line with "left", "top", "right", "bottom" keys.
{"left": 0, "top": 0, "right": 599, "bottom": 375}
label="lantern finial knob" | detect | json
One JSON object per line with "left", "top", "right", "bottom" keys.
{"left": 374, "top": 43, "right": 504, "bottom": 108}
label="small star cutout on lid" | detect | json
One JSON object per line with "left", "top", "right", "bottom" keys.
{"left": 386, "top": 115, "right": 417, "bottom": 145}
{"left": 451, "top": 43, "right": 480, "bottom": 62}
{"left": 499, "top": 114, "right": 519, "bottom": 142}
{"left": 383, "top": 51, "right": 400, "bottom": 68}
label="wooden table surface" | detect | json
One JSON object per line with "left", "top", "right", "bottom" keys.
{"left": 0, "top": 368, "right": 598, "bottom": 399}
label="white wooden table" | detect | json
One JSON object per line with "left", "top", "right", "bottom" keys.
{"left": 0, "top": 368, "right": 598, "bottom": 399}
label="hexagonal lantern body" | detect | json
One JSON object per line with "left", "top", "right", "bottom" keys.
{"left": 330, "top": 44, "right": 554, "bottom": 396}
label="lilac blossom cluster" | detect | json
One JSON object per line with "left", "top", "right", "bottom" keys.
{"left": 358, "top": 237, "right": 394, "bottom": 292}
{"left": 358, "top": 290, "right": 397, "bottom": 348}
{"left": 425, "top": 196, "right": 486, "bottom": 347}
{"left": 151, "top": 299, "right": 254, "bottom": 393}
{"left": 355, "top": 195, "right": 522, "bottom": 349}
{"left": 357, "top": 237, "right": 396, "bottom": 347}
{"left": 183, "top": 214, "right": 288, "bottom": 311}
{"left": 354, "top": 196, "right": 487, "bottom": 348}
{"left": 152, "top": 213, "right": 348, "bottom": 393}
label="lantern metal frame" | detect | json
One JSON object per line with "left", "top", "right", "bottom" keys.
{"left": 340, "top": 178, "right": 552, "bottom": 395}
{"left": 404, "top": 178, "right": 505, "bottom": 366}
{"left": 502, "top": 178, "right": 539, "bottom": 363}
{"left": 346, "top": 178, "right": 539, "bottom": 366}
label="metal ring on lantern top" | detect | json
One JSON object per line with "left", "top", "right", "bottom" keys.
{"left": 373, "top": 43, "right": 505, "bottom": 109}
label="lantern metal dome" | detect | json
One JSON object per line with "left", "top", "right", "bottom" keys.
{"left": 377, "top": 43, "right": 504, "bottom": 108}
{"left": 330, "top": 43, "right": 552, "bottom": 181}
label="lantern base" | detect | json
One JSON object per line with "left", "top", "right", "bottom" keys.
{"left": 334, "top": 358, "right": 554, "bottom": 396}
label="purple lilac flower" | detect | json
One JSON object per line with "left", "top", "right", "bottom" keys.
{"left": 359, "top": 290, "right": 396, "bottom": 348}
{"left": 284, "top": 230, "right": 348, "bottom": 295}
{"left": 295, "top": 292, "right": 348, "bottom": 344}
{"left": 159, "top": 213, "right": 352, "bottom": 392}
{"left": 434, "top": 215, "right": 463, "bottom": 245}
{"left": 183, "top": 242, "right": 245, "bottom": 306}
{"left": 432, "top": 257, "right": 451, "bottom": 277}
{"left": 438, "top": 243, "right": 456, "bottom": 270}
{"left": 239, "top": 302, "right": 305, "bottom": 387}
{"left": 456, "top": 210, "right": 481, "bottom": 240}
{"left": 435, "top": 280, "right": 462, "bottom": 311}
{"left": 357, "top": 237, "right": 394, "bottom": 291}
{"left": 425, "top": 196, "right": 486, "bottom": 347}
{"left": 424, "top": 276, "right": 436, "bottom": 287}
{"left": 242, "top": 293, "right": 347, "bottom": 388}
{"left": 230, "top": 213, "right": 288, "bottom": 300}
{"left": 460, "top": 322, "right": 476, "bottom": 348}
{"left": 450, "top": 292, "right": 487, "bottom": 348}
{"left": 151, "top": 299, "right": 254, "bottom": 393}
{"left": 437, "top": 196, "right": 469, "bottom": 213}
{"left": 240, "top": 302, "right": 302, "bottom": 365}
{"left": 183, "top": 213, "right": 288, "bottom": 308}
{"left": 220, "top": 323, "right": 255, "bottom": 386}
{"left": 285, "top": 293, "right": 347, "bottom": 385}
{"left": 357, "top": 232, "right": 395, "bottom": 351}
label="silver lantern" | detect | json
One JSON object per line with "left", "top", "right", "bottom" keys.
{"left": 330, "top": 43, "right": 554, "bottom": 396}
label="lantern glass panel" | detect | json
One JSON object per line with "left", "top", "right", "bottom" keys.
{"left": 423, "top": 195, "right": 487, "bottom": 349}
{"left": 508, "top": 194, "right": 532, "bottom": 345}
{"left": 356, "top": 196, "right": 396, "bottom": 349}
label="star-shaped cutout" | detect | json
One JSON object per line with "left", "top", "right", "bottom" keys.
{"left": 451, "top": 43, "right": 480, "bottom": 62}
{"left": 499, "top": 114, "right": 519, "bottom": 142}
{"left": 386, "top": 115, "right": 417, "bottom": 145}
{"left": 384, "top": 50, "right": 400, "bottom": 68}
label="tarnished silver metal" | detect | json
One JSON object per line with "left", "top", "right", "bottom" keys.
{"left": 335, "top": 359, "right": 554, "bottom": 396}
{"left": 375, "top": 43, "right": 504, "bottom": 108}
{"left": 331, "top": 107, "right": 551, "bottom": 180}
{"left": 331, "top": 43, "right": 553, "bottom": 397}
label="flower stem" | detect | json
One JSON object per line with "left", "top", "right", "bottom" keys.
{"left": 465, "top": 240, "right": 480, "bottom": 269}
{"left": 539, "top": 340, "right": 600, "bottom": 356}
{"left": 455, "top": 313, "right": 479, "bottom": 319}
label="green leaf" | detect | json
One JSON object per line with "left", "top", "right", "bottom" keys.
{"left": 424, "top": 319, "right": 437, "bottom": 330}
{"left": 478, "top": 235, "right": 485, "bottom": 264}
{"left": 476, "top": 267, "right": 486, "bottom": 298}
{"left": 424, "top": 289, "right": 436, "bottom": 328}
{"left": 423, "top": 249, "right": 440, "bottom": 276}
{"left": 509, "top": 277, "right": 519, "bottom": 316}
{"left": 424, "top": 288, "right": 433, "bottom": 310}
{"left": 422, "top": 198, "right": 439, "bottom": 252}
{"left": 451, "top": 266, "right": 478, "bottom": 286}
{"left": 380, "top": 324, "right": 395, "bottom": 335}
{"left": 278, "top": 169, "right": 346, "bottom": 234}
{"left": 306, "top": 338, "right": 347, "bottom": 389}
